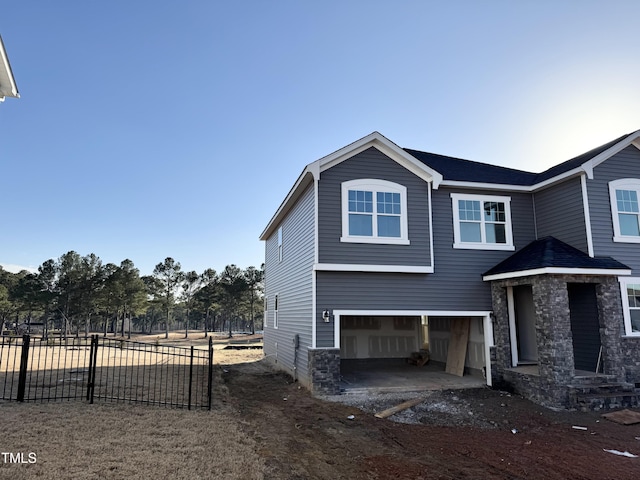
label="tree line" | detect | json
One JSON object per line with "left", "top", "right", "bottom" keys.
{"left": 0, "top": 252, "right": 264, "bottom": 339}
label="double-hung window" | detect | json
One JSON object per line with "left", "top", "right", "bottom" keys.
{"left": 609, "top": 179, "right": 640, "bottom": 243}
{"left": 451, "top": 193, "right": 514, "bottom": 250}
{"left": 619, "top": 277, "right": 640, "bottom": 336}
{"left": 341, "top": 179, "right": 409, "bottom": 244}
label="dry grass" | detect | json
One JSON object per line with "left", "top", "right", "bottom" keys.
{"left": 0, "top": 401, "right": 265, "bottom": 479}
{"left": 0, "top": 333, "right": 266, "bottom": 479}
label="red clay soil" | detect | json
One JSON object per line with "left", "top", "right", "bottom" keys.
{"left": 222, "top": 363, "right": 640, "bottom": 480}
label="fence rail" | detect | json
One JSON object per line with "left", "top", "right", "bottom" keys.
{"left": 0, "top": 335, "right": 214, "bottom": 410}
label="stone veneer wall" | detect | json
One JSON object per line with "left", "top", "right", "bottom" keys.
{"left": 490, "top": 274, "right": 628, "bottom": 409}
{"left": 308, "top": 348, "right": 341, "bottom": 394}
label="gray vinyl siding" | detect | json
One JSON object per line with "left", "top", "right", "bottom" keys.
{"left": 318, "top": 147, "right": 431, "bottom": 266}
{"left": 315, "top": 187, "right": 536, "bottom": 346}
{"left": 588, "top": 145, "right": 640, "bottom": 273}
{"left": 534, "top": 176, "right": 589, "bottom": 253}
{"left": 263, "top": 184, "right": 315, "bottom": 382}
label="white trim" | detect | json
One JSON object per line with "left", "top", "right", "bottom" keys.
{"left": 483, "top": 313, "right": 494, "bottom": 387}
{"left": 581, "top": 174, "right": 595, "bottom": 257}
{"left": 428, "top": 182, "right": 435, "bottom": 271}
{"left": 441, "top": 180, "right": 532, "bottom": 192}
{"left": 0, "top": 36, "right": 19, "bottom": 100}
{"left": 333, "top": 309, "right": 492, "bottom": 317}
{"left": 332, "top": 309, "right": 494, "bottom": 387}
{"left": 314, "top": 263, "right": 433, "bottom": 273}
{"left": 311, "top": 270, "right": 317, "bottom": 348}
{"left": 618, "top": 277, "right": 640, "bottom": 337}
{"left": 608, "top": 178, "right": 640, "bottom": 243}
{"left": 260, "top": 169, "right": 315, "bottom": 240}
{"left": 314, "top": 178, "right": 319, "bottom": 264}
{"left": 451, "top": 193, "right": 514, "bottom": 250}
{"left": 318, "top": 132, "right": 443, "bottom": 187}
{"left": 483, "top": 267, "right": 631, "bottom": 282}
{"left": 341, "top": 179, "right": 410, "bottom": 244}
{"left": 506, "top": 287, "right": 519, "bottom": 367}
{"left": 312, "top": 178, "right": 318, "bottom": 348}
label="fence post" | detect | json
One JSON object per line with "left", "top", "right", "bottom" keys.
{"left": 207, "top": 336, "right": 213, "bottom": 411}
{"left": 188, "top": 345, "right": 194, "bottom": 410}
{"left": 17, "top": 334, "right": 30, "bottom": 402}
{"left": 86, "top": 335, "right": 97, "bottom": 402}
{"left": 90, "top": 335, "right": 98, "bottom": 404}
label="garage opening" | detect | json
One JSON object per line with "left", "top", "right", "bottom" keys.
{"left": 339, "top": 315, "right": 486, "bottom": 392}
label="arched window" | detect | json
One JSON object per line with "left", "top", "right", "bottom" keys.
{"left": 609, "top": 179, "right": 640, "bottom": 243}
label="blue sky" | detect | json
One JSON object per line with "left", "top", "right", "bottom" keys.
{"left": 2, "top": 1, "right": 640, "bottom": 276}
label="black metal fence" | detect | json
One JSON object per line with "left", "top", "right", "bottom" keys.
{"left": 0, "top": 335, "right": 214, "bottom": 410}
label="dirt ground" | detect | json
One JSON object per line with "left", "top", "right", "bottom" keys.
{"left": 3, "top": 332, "right": 640, "bottom": 479}
{"left": 222, "top": 359, "right": 640, "bottom": 479}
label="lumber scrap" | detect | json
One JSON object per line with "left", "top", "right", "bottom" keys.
{"left": 374, "top": 398, "right": 424, "bottom": 419}
{"left": 602, "top": 409, "right": 640, "bottom": 425}
{"left": 445, "top": 318, "right": 470, "bottom": 377}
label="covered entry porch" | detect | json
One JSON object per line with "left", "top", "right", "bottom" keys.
{"left": 484, "top": 237, "right": 631, "bottom": 408}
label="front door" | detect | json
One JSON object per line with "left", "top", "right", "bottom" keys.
{"left": 568, "top": 283, "right": 601, "bottom": 372}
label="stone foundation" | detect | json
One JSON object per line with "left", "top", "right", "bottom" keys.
{"left": 308, "top": 348, "right": 341, "bottom": 395}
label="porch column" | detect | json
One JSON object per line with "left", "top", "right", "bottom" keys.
{"left": 489, "top": 283, "right": 511, "bottom": 387}
{"left": 532, "top": 276, "right": 574, "bottom": 403}
{"left": 596, "top": 277, "right": 625, "bottom": 379}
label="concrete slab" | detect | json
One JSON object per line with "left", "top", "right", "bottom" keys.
{"left": 339, "top": 362, "right": 486, "bottom": 394}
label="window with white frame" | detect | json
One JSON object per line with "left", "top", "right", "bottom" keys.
{"left": 277, "top": 226, "right": 283, "bottom": 261}
{"left": 451, "top": 193, "right": 514, "bottom": 250}
{"left": 274, "top": 294, "right": 279, "bottom": 329}
{"left": 609, "top": 179, "right": 640, "bottom": 243}
{"left": 619, "top": 277, "right": 640, "bottom": 336}
{"left": 341, "top": 179, "right": 409, "bottom": 244}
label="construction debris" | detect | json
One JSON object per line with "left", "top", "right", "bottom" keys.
{"left": 374, "top": 398, "right": 424, "bottom": 419}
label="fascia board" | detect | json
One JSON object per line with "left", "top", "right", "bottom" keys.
{"left": 584, "top": 131, "right": 640, "bottom": 172}
{"left": 314, "top": 263, "right": 433, "bottom": 273}
{"left": 259, "top": 168, "right": 315, "bottom": 240}
{"left": 483, "top": 267, "right": 632, "bottom": 282}
{"left": 0, "top": 36, "right": 19, "bottom": 99}
{"left": 440, "top": 166, "right": 588, "bottom": 193}
{"left": 318, "top": 132, "right": 443, "bottom": 187}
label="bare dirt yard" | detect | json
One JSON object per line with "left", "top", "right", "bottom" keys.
{"left": 2, "top": 332, "right": 640, "bottom": 479}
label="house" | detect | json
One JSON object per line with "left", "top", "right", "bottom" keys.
{"left": 259, "top": 130, "right": 640, "bottom": 410}
{"left": 0, "top": 35, "right": 19, "bottom": 102}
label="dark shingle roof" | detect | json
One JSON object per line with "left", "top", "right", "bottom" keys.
{"left": 483, "top": 237, "right": 629, "bottom": 278}
{"left": 404, "top": 131, "right": 637, "bottom": 186}
{"left": 403, "top": 149, "right": 537, "bottom": 185}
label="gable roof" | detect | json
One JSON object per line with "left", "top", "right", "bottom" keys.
{"left": 260, "top": 130, "right": 640, "bottom": 240}
{"left": 0, "top": 35, "right": 19, "bottom": 101}
{"left": 482, "top": 236, "right": 630, "bottom": 281}
{"left": 260, "top": 132, "right": 442, "bottom": 240}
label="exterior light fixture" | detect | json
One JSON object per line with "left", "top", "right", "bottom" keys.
{"left": 322, "top": 310, "right": 331, "bottom": 323}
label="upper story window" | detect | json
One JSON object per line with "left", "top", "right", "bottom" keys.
{"left": 277, "top": 226, "right": 283, "bottom": 261}
{"left": 451, "top": 193, "right": 514, "bottom": 250}
{"left": 609, "top": 179, "right": 640, "bottom": 243}
{"left": 341, "top": 179, "right": 409, "bottom": 245}
{"left": 619, "top": 277, "right": 640, "bottom": 336}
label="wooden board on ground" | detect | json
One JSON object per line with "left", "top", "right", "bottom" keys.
{"left": 602, "top": 409, "right": 640, "bottom": 425}
{"left": 445, "top": 318, "right": 470, "bottom": 377}
{"left": 374, "top": 398, "right": 424, "bottom": 419}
